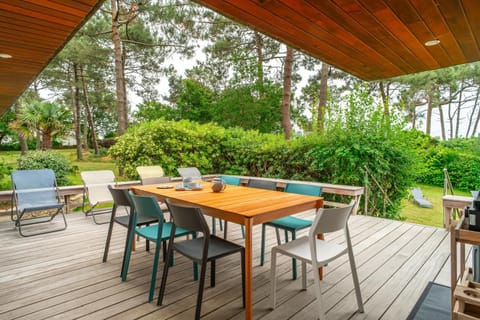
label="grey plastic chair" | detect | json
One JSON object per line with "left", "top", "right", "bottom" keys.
{"left": 158, "top": 199, "right": 245, "bottom": 320}
{"left": 269, "top": 201, "right": 363, "bottom": 320}
{"left": 103, "top": 186, "right": 158, "bottom": 276}
{"left": 11, "top": 169, "right": 67, "bottom": 237}
{"left": 247, "top": 178, "right": 277, "bottom": 190}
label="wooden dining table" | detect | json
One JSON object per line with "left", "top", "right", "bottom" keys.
{"left": 132, "top": 181, "right": 323, "bottom": 320}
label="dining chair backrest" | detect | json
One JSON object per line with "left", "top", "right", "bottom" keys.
{"left": 165, "top": 198, "right": 209, "bottom": 235}
{"left": 220, "top": 175, "right": 241, "bottom": 186}
{"left": 177, "top": 167, "right": 202, "bottom": 180}
{"left": 309, "top": 200, "right": 355, "bottom": 236}
{"left": 108, "top": 185, "right": 131, "bottom": 208}
{"left": 247, "top": 179, "right": 277, "bottom": 190}
{"left": 12, "top": 169, "right": 58, "bottom": 205}
{"left": 128, "top": 191, "right": 164, "bottom": 221}
{"left": 141, "top": 176, "right": 171, "bottom": 185}
{"left": 137, "top": 166, "right": 165, "bottom": 180}
{"left": 285, "top": 183, "right": 322, "bottom": 197}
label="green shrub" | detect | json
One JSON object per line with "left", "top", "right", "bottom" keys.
{"left": 16, "top": 150, "right": 71, "bottom": 186}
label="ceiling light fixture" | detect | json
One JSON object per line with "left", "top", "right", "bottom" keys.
{"left": 425, "top": 39, "right": 440, "bottom": 47}
{"left": 0, "top": 53, "right": 12, "bottom": 59}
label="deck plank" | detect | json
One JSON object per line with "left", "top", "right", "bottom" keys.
{"left": 0, "top": 212, "right": 453, "bottom": 320}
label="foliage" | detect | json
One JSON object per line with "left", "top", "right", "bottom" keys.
{"left": 110, "top": 108, "right": 416, "bottom": 218}
{"left": 16, "top": 151, "right": 72, "bottom": 186}
{"left": 308, "top": 85, "right": 417, "bottom": 218}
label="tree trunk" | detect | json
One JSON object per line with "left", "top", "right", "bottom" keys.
{"left": 80, "top": 65, "right": 100, "bottom": 155}
{"left": 471, "top": 87, "right": 480, "bottom": 138}
{"left": 42, "top": 131, "right": 52, "bottom": 150}
{"left": 379, "top": 81, "right": 389, "bottom": 118}
{"left": 281, "top": 46, "right": 294, "bottom": 140}
{"left": 111, "top": 0, "right": 128, "bottom": 135}
{"left": 73, "top": 63, "right": 83, "bottom": 160}
{"left": 425, "top": 94, "right": 433, "bottom": 135}
{"left": 254, "top": 31, "right": 264, "bottom": 97}
{"left": 317, "top": 62, "right": 330, "bottom": 134}
{"left": 455, "top": 80, "right": 465, "bottom": 138}
{"left": 14, "top": 102, "right": 28, "bottom": 155}
{"left": 438, "top": 104, "right": 446, "bottom": 140}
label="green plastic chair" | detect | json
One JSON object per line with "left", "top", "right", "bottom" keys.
{"left": 219, "top": 176, "right": 245, "bottom": 239}
{"left": 121, "top": 192, "right": 196, "bottom": 302}
{"left": 260, "top": 183, "right": 322, "bottom": 280}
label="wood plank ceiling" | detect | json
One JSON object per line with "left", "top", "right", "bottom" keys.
{"left": 0, "top": 0, "right": 104, "bottom": 114}
{"left": 193, "top": 0, "right": 480, "bottom": 80}
{"left": 0, "top": 0, "right": 479, "bottom": 115}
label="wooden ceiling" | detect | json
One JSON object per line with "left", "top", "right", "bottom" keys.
{"left": 193, "top": 0, "right": 480, "bottom": 80}
{"left": 0, "top": 0, "right": 103, "bottom": 114}
{"left": 1, "top": 0, "right": 479, "bottom": 115}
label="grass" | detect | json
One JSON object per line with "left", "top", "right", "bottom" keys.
{"left": 0, "top": 150, "right": 470, "bottom": 228}
{"left": 400, "top": 184, "right": 471, "bottom": 228}
{"left": 0, "top": 149, "right": 119, "bottom": 187}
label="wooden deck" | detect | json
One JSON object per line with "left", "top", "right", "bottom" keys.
{"left": 0, "top": 210, "right": 453, "bottom": 319}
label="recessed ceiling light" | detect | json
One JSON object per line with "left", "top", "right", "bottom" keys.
{"left": 425, "top": 39, "right": 440, "bottom": 47}
{"left": 0, "top": 53, "right": 12, "bottom": 59}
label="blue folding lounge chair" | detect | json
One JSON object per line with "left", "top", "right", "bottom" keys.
{"left": 11, "top": 169, "right": 67, "bottom": 237}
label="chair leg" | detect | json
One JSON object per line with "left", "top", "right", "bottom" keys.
{"left": 291, "top": 231, "right": 297, "bottom": 280}
{"left": 210, "top": 260, "right": 216, "bottom": 287}
{"left": 301, "top": 261, "right": 307, "bottom": 290}
{"left": 195, "top": 259, "right": 208, "bottom": 320}
{"left": 347, "top": 228, "right": 364, "bottom": 313}
{"left": 241, "top": 225, "right": 245, "bottom": 239}
{"left": 276, "top": 227, "right": 282, "bottom": 245}
{"left": 260, "top": 224, "right": 266, "bottom": 266}
{"left": 148, "top": 239, "right": 162, "bottom": 302}
{"left": 102, "top": 205, "right": 117, "bottom": 263}
{"left": 269, "top": 247, "right": 278, "bottom": 309}
{"left": 223, "top": 221, "right": 228, "bottom": 239}
{"left": 121, "top": 227, "right": 136, "bottom": 281}
{"left": 212, "top": 217, "right": 217, "bottom": 235}
{"left": 158, "top": 239, "right": 174, "bottom": 306}
{"left": 312, "top": 261, "right": 326, "bottom": 320}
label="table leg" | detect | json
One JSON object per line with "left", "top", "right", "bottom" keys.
{"left": 244, "top": 218, "right": 253, "bottom": 320}
{"left": 444, "top": 206, "right": 452, "bottom": 229}
{"left": 451, "top": 225, "right": 457, "bottom": 313}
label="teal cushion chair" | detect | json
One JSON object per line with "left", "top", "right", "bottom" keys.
{"left": 121, "top": 191, "right": 196, "bottom": 302}
{"left": 260, "top": 183, "right": 322, "bottom": 280}
{"left": 219, "top": 175, "right": 245, "bottom": 239}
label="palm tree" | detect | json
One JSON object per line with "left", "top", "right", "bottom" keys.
{"left": 18, "top": 100, "right": 72, "bottom": 150}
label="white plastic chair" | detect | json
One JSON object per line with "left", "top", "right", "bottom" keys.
{"left": 81, "top": 170, "right": 116, "bottom": 224}
{"left": 269, "top": 200, "right": 363, "bottom": 320}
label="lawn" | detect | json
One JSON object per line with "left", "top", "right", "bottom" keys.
{"left": 400, "top": 184, "right": 471, "bottom": 228}
{"left": 0, "top": 149, "right": 471, "bottom": 228}
{"left": 0, "top": 149, "right": 119, "bottom": 187}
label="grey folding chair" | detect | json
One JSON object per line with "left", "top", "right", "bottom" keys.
{"left": 81, "top": 170, "right": 116, "bottom": 224}
{"left": 158, "top": 199, "right": 245, "bottom": 320}
{"left": 269, "top": 201, "right": 363, "bottom": 320}
{"left": 11, "top": 169, "right": 67, "bottom": 237}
